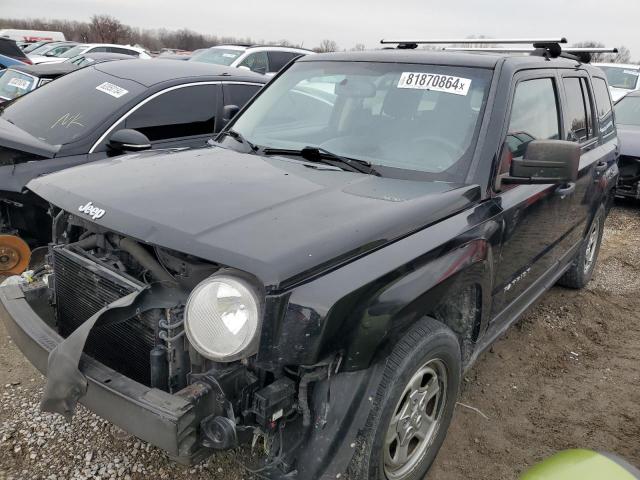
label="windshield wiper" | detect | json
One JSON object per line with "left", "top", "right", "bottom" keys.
{"left": 261, "top": 146, "right": 380, "bottom": 175}
{"left": 217, "top": 129, "right": 257, "bottom": 151}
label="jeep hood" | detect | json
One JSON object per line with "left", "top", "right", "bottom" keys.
{"left": 28, "top": 146, "right": 480, "bottom": 289}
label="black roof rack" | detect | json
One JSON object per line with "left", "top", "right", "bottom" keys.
{"left": 443, "top": 46, "right": 619, "bottom": 63}
{"left": 379, "top": 38, "right": 617, "bottom": 63}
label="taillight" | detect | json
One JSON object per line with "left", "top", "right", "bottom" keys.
{"left": 21, "top": 57, "right": 32, "bottom": 65}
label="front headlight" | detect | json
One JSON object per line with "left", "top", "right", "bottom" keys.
{"left": 184, "top": 275, "right": 261, "bottom": 362}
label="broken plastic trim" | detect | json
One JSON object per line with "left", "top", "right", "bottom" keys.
{"left": 40, "top": 284, "right": 185, "bottom": 421}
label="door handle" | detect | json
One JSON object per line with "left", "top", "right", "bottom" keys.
{"left": 594, "top": 161, "right": 608, "bottom": 173}
{"left": 555, "top": 182, "right": 576, "bottom": 197}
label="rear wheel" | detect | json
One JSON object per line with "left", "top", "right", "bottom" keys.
{"left": 557, "top": 206, "right": 605, "bottom": 289}
{"left": 350, "top": 318, "right": 461, "bottom": 480}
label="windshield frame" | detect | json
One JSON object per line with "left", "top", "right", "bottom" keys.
{"left": 224, "top": 59, "right": 495, "bottom": 183}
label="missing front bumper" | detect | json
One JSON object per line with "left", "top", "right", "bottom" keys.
{"left": 0, "top": 282, "right": 209, "bottom": 464}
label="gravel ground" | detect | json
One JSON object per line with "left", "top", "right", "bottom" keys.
{"left": 1, "top": 203, "right": 639, "bottom": 480}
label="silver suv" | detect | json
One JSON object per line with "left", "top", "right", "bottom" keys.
{"left": 189, "top": 44, "right": 312, "bottom": 75}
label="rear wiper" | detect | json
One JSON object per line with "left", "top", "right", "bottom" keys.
{"left": 217, "top": 129, "right": 257, "bottom": 151}
{"left": 261, "top": 146, "right": 379, "bottom": 175}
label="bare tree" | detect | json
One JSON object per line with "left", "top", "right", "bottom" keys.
{"left": 316, "top": 39, "right": 339, "bottom": 53}
{"left": 90, "top": 14, "right": 129, "bottom": 44}
{"left": 351, "top": 43, "right": 366, "bottom": 51}
{"left": 612, "top": 46, "right": 632, "bottom": 64}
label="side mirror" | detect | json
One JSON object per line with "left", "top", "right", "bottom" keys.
{"left": 220, "top": 104, "right": 240, "bottom": 128}
{"left": 107, "top": 129, "right": 151, "bottom": 153}
{"left": 503, "top": 140, "right": 580, "bottom": 185}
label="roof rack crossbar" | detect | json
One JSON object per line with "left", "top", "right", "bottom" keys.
{"left": 444, "top": 47, "right": 618, "bottom": 53}
{"left": 380, "top": 38, "right": 568, "bottom": 45}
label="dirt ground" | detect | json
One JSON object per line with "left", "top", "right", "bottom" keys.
{"left": 0, "top": 203, "right": 639, "bottom": 480}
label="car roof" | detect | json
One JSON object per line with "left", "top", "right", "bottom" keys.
{"left": 82, "top": 43, "right": 145, "bottom": 51}
{"left": 11, "top": 62, "right": 79, "bottom": 76}
{"left": 300, "top": 49, "right": 606, "bottom": 70}
{"left": 91, "top": 58, "right": 269, "bottom": 86}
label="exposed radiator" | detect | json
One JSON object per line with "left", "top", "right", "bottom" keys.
{"left": 52, "top": 247, "right": 157, "bottom": 386}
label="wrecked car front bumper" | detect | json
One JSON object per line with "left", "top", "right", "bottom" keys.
{"left": 0, "top": 282, "right": 208, "bottom": 464}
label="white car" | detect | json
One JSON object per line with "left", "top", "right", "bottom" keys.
{"left": 43, "top": 44, "right": 152, "bottom": 64}
{"left": 27, "top": 42, "right": 79, "bottom": 65}
{"left": 188, "top": 44, "right": 311, "bottom": 75}
{"left": 593, "top": 63, "right": 640, "bottom": 102}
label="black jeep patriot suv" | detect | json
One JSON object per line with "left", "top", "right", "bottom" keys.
{"left": 0, "top": 40, "right": 618, "bottom": 480}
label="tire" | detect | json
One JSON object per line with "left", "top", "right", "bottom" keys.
{"left": 557, "top": 205, "right": 605, "bottom": 289}
{"left": 350, "top": 318, "right": 461, "bottom": 480}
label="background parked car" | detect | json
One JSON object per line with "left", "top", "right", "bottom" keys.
{"left": 0, "top": 59, "right": 266, "bottom": 272}
{"left": 0, "top": 37, "right": 31, "bottom": 64}
{"left": 44, "top": 43, "right": 152, "bottom": 63}
{"left": 0, "top": 63, "right": 79, "bottom": 103}
{"left": 613, "top": 90, "right": 640, "bottom": 200}
{"left": 0, "top": 52, "right": 25, "bottom": 71}
{"left": 65, "top": 52, "right": 134, "bottom": 67}
{"left": 21, "top": 40, "right": 57, "bottom": 53}
{"left": 0, "top": 29, "right": 65, "bottom": 43}
{"left": 27, "top": 41, "right": 79, "bottom": 64}
{"left": 593, "top": 63, "right": 640, "bottom": 102}
{"left": 189, "top": 44, "right": 311, "bottom": 75}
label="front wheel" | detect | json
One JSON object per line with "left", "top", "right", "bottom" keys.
{"left": 350, "top": 318, "right": 461, "bottom": 480}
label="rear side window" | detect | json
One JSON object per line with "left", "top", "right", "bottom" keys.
{"left": 222, "top": 83, "right": 261, "bottom": 108}
{"left": 109, "top": 47, "right": 137, "bottom": 56}
{"left": 0, "top": 39, "right": 27, "bottom": 61}
{"left": 592, "top": 77, "right": 615, "bottom": 138}
{"left": 125, "top": 84, "right": 218, "bottom": 141}
{"left": 562, "top": 77, "right": 593, "bottom": 143}
{"left": 267, "top": 51, "right": 301, "bottom": 73}
{"left": 506, "top": 78, "right": 560, "bottom": 158}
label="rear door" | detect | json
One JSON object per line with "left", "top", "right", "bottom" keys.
{"left": 492, "top": 71, "right": 577, "bottom": 317}
{"left": 557, "top": 71, "right": 612, "bottom": 247}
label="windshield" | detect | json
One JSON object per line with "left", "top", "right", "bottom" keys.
{"left": 59, "top": 45, "right": 89, "bottom": 59}
{"left": 614, "top": 95, "right": 640, "bottom": 126}
{"left": 189, "top": 47, "right": 244, "bottom": 66}
{"left": 230, "top": 61, "right": 492, "bottom": 180}
{"left": 0, "top": 70, "right": 35, "bottom": 100}
{"left": 30, "top": 43, "right": 60, "bottom": 55}
{"left": 0, "top": 66, "right": 144, "bottom": 145}
{"left": 598, "top": 66, "right": 640, "bottom": 90}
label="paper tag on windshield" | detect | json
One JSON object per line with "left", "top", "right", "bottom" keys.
{"left": 623, "top": 70, "right": 640, "bottom": 76}
{"left": 95, "top": 82, "right": 128, "bottom": 98}
{"left": 222, "top": 53, "right": 237, "bottom": 58}
{"left": 7, "top": 78, "right": 30, "bottom": 90}
{"left": 397, "top": 72, "right": 471, "bottom": 96}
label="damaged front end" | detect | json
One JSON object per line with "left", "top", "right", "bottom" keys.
{"left": 616, "top": 155, "right": 640, "bottom": 200}
{"left": 0, "top": 211, "right": 381, "bottom": 479}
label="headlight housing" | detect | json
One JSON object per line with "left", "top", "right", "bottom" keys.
{"left": 184, "top": 274, "right": 261, "bottom": 362}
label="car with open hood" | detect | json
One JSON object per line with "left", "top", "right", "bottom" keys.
{"left": 0, "top": 59, "right": 266, "bottom": 273}
{"left": 0, "top": 40, "right": 618, "bottom": 479}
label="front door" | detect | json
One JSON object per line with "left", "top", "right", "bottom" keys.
{"left": 491, "top": 72, "right": 577, "bottom": 318}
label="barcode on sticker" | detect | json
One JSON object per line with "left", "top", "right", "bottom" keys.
{"left": 7, "top": 78, "right": 30, "bottom": 90}
{"left": 397, "top": 72, "right": 471, "bottom": 96}
{"left": 96, "top": 82, "right": 128, "bottom": 98}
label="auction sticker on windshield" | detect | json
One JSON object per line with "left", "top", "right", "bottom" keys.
{"left": 7, "top": 78, "right": 30, "bottom": 90}
{"left": 397, "top": 72, "right": 471, "bottom": 96}
{"left": 95, "top": 82, "right": 129, "bottom": 98}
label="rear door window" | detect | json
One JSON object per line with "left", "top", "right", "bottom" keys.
{"left": 592, "top": 77, "right": 615, "bottom": 139}
{"left": 267, "top": 51, "right": 301, "bottom": 73}
{"left": 222, "top": 83, "right": 262, "bottom": 108}
{"left": 124, "top": 84, "right": 219, "bottom": 142}
{"left": 562, "top": 77, "right": 592, "bottom": 143}
{"left": 109, "top": 47, "right": 137, "bottom": 56}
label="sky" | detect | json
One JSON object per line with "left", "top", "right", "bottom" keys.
{"left": 3, "top": 0, "right": 639, "bottom": 59}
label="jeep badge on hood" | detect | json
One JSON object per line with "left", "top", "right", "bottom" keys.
{"left": 78, "top": 201, "right": 106, "bottom": 220}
